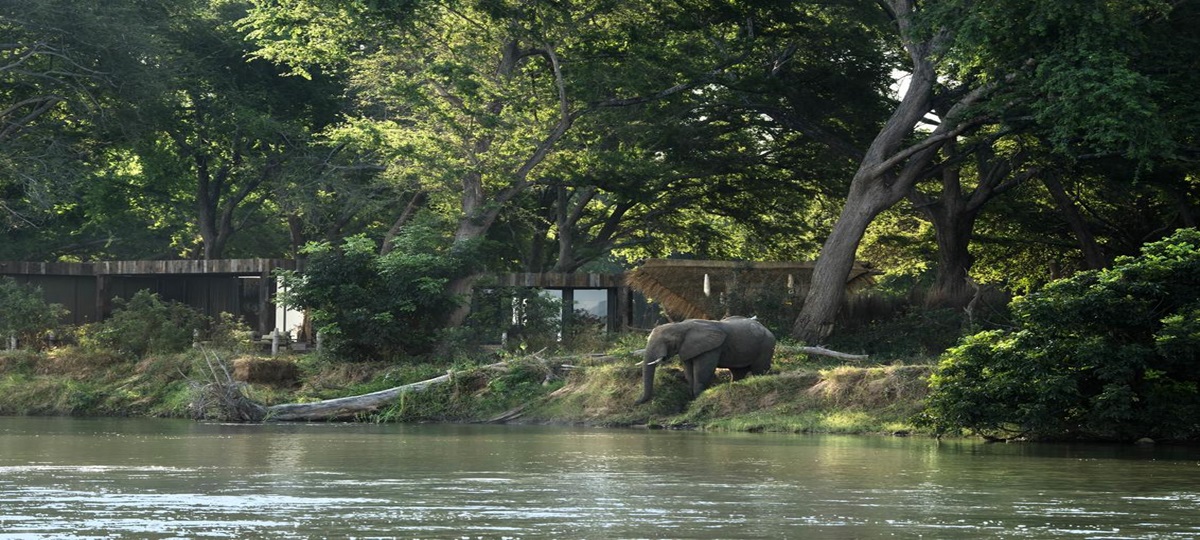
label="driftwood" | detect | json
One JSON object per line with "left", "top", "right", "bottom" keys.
{"left": 265, "top": 361, "right": 509, "bottom": 421}
{"left": 790, "top": 345, "right": 869, "bottom": 361}
{"left": 190, "top": 350, "right": 268, "bottom": 422}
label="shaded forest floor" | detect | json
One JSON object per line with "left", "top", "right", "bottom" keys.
{"left": 0, "top": 343, "right": 934, "bottom": 435}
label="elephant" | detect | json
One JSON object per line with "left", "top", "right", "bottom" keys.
{"left": 634, "top": 316, "right": 776, "bottom": 404}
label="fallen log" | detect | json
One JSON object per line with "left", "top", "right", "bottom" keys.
{"left": 264, "top": 361, "right": 507, "bottom": 422}
{"left": 776, "top": 344, "right": 869, "bottom": 361}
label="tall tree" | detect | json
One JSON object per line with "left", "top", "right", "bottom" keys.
{"left": 132, "top": 0, "right": 344, "bottom": 259}
{"left": 0, "top": 1, "right": 143, "bottom": 236}
{"left": 242, "top": 0, "right": 754, "bottom": 321}
{"left": 791, "top": 0, "right": 1183, "bottom": 341}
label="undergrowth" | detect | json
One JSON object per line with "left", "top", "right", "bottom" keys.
{"left": 0, "top": 340, "right": 937, "bottom": 435}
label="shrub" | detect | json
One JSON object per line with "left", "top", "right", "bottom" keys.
{"left": 827, "top": 306, "right": 967, "bottom": 359}
{"left": 279, "top": 217, "right": 476, "bottom": 361}
{"left": 79, "top": 290, "right": 209, "bottom": 358}
{"left": 922, "top": 228, "right": 1200, "bottom": 441}
{"left": 0, "top": 277, "right": 67, "bottom": 348}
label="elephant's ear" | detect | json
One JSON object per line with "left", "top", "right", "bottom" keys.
{"left": 678, "top": 323, "right": 727, "bottom": 360}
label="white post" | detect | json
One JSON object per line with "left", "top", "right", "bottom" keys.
{"left": 193, "top": 328, "right": 201, "bottom": 348}
{"left": 7, "top": 335, "right": 15, "bottom": 350}
{"left": 271, "top": 329, "right": 280, "bottom": 356}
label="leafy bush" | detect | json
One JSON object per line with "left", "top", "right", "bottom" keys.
{"left": 79, "top": 290, "right": 210, "bottom": 358}
{"left": 923, "top": 228, "right": 1200, "bottom": 441}
{"left": 0, "top": 277, "right": 68, "bottom": 348}
{"left": 280, "top": 218, "right": 476, "bottom": 361}
{"left": 827, "top": 306, "right": 967, "bottom": 359}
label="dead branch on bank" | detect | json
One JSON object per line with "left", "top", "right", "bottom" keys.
{"left": 775, "top": 344, "right": 869, "bottom": 361}
{"left": 189, "top": 350, "right": 268, "bottom": 422}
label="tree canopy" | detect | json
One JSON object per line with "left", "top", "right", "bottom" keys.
{"left": 0, "top": 0, "right": 1196, "bottom": 344}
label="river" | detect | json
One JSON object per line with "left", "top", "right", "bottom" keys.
{"left": 1, "top": 417, "right": 1198, "bottom": 538}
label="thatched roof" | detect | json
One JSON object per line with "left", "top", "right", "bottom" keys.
{"left": 626, "top": 259, "right": 879, "bottom": 320}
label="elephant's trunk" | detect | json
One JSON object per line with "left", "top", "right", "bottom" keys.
{"left": 635, "top": 358, "right": 659, "bottom": 404}
{"left": 635, "top": 342, "right": 668, "bottom": 404}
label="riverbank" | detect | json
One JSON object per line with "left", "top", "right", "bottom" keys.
{"left": 0, "top": 345, "right": 933, "bottom": 435}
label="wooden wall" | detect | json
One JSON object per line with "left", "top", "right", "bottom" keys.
{"left": 0, "top": 259, "right": 292, "bottom": 333}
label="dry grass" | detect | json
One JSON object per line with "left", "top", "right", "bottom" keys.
{"left": 232, "top": 356, "right": 300, "bottom": 387}
{"left": 809, "top": 365, "right": 932, "bottom": 409}
{"left": 35, "top": 347, "right": 126, "bottom": 377}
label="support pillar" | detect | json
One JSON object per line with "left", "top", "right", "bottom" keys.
{"left": 560, "top": 288, "right": 575, "bottom": 339}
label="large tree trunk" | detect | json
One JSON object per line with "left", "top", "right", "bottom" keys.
{"left": 926, "top": 202, "right": 978, "bottom": 306}
{"left": 914, "top": 157, "right": 979, "bottom": 307}
{"left": 792, "top": 1, "right": 944, "bottom": 342}
{"left": 793, "top": 187, "right": 897, "bottom": 341}
{"left": 791, "top": 0, "right": 1001, "bottom": 342}
{"left": 912, "top": 138, "right": 1032, "bottom": 306}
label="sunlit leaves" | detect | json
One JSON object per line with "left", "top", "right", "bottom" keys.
{"left": 927, "top": 0, "right": 1176, "bottom": 161}
{"left": 924, "top": 228, "right": 1200, "bottom": 441}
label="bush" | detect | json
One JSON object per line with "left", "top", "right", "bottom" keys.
{"left": 827, "top": 306, "right": 967, "bottom": 359}
{"left": 79, "top": 290, "right": 210, "bottom": 358}
{"left": 280, "top": 217, "right": 476, "bottom": 361}
{"left": 0, "top": 277, "right": 67, "bottom": 348}
{"left": 922, "top": 228, "right": 1200, "bottom": 441}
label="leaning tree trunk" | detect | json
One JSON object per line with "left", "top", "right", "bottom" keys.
{"left": 793, "top": 191, "right": 891, "bottom": 342}
{"left": 791, "top": 0, "right": 956, "bottom": 342}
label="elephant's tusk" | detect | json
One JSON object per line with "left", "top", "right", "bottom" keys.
{"left": 645, "top": 358, "right": 662, "bottom": 366}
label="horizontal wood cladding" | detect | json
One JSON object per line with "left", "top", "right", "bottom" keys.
{"left": 1, "top": 261, "right": 622, "bottom": 289}
{"left": 0, "top": 259, "right": 295, "bottom": 276}
{"left": 485, "top": 272, "right": 626, "bottom": 289}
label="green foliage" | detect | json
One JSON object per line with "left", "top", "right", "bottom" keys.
{"left": 280, "top": 219, "right": 476, "bottom": 361}
{"left": 0, "top": 277, "right": 67, "bottom": 347}
{"left": 371, "top": 358, "right": 560, "bottom": 423}
{"left": 78, "top": 290, "right": 209, "bottom": 358}
{"left": 829, "top": 305, "right": 970, "bottom": 360}
{"left": 928, "top": 0, "right": 1175, "bottom": 162}
{"left": 923, "top": 228, "right": 1200, "bottom": 441}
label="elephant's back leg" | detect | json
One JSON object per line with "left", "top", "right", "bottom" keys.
{"left": 756, "top": 333, "right": 776, "bottom": 375}
{"left": 729, "top": 366, "right": 752, "bottom": 381}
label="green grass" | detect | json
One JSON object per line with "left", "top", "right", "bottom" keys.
{"left": 0, "top": 344, "right": 937, "bottom": 435}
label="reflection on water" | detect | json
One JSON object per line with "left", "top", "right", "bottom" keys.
{"left": 1, "top": 417, "right": 1199, "bottom": 538}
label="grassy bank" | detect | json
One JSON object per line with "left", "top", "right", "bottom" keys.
{"left": 0, "top": 344, "right": 934, "bottom": 435}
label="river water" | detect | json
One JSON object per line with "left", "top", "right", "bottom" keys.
{"left": 1, "top": 417, "right": 1198, "bottom": 538}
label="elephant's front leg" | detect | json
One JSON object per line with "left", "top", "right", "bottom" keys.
{"left": 681, "top": 359, "right": 696, "bottom": 394}
{"left": 690, "top": 352, "right": 720, "bottom": 397}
